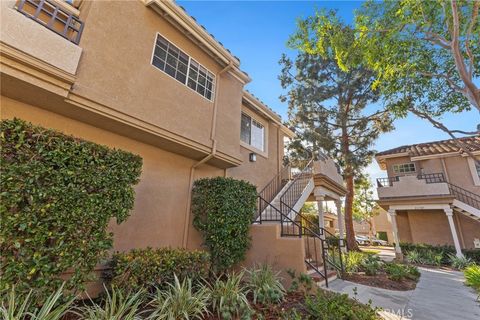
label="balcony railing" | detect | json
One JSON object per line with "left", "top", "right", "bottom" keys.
{"left": 376, "top": 176, "right": 399, "bottom": 187}
{"left": 16, "top": 0, "right": 84, "bottom": 44}
{"left": 418, "top": 173, "right": 446, "bottom": 184}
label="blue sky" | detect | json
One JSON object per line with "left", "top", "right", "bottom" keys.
{"left": 178, "top": 0, "right": 479, "bottom": 186}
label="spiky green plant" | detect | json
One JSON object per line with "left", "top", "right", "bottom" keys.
{"left": 464, "top": 264, "right": 480, "bottom": 295}
{"left": 406, "top": 250, "right": 421, "bottom": 264}
{"left": 209, "top": 272, "right": 251, "bottom": 320}
{"left": 447, "top": 254, "right": 473, "bottom": 270}
{"left": 245, "top": 264, "right": 285, "bottom": 305}
{"left": 148, "top": 275, "right": 210, "bottom": 320}
{"left": 0, "top": 284, "right": 74, "bottom": 320}
{"left": 79, "top": 286, "right": 145, "bottom": 320}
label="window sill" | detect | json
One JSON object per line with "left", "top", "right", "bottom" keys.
{"left": 240, "top": 141, "right": 268, "bottom": 159}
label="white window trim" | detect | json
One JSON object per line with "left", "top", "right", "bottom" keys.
{"left": 240, "top": 108, "right": 268, "bottom": 158}
{"left": 150, "top": 32, "right": 216, "bottom": 102}
{"left": 392, "top": 163, "right": 416, "bottom": 174}
{"left": 467, "top": 157, "right": 480, "bottom": 186}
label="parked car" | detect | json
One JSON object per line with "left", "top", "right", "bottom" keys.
{"left": 370, "top": 237, "right": 388, "bottom": 246}
{"left": 355, "top": 235, "right": 370, "bottom": 246}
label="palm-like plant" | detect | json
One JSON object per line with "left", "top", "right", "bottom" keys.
{"left": 209, "top": 272, "right": 251, "bottom": 320}
{"left": 245, "top": 264, "right": 285, "bottom": 305}
{"left": 148, "top": 275, "right": 210, "bottom": 320}
{"left": 0, "top": 284, "right": 74, "bottom": 320}
{"left": 79, "top": 286, "right": 145, "bottom": 320}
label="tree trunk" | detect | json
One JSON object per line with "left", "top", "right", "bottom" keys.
{"left": 344, "top": 173, "right": 359, "bottom": 251}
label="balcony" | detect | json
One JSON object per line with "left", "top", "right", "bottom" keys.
{"left": 377, "top": 173, "right": 451, "bottom": 199}
{"left": 16, "top": 0, "right": 83, "bottom": 44}
{"left": 1, "top": 0, "right": 83, "bottom": 78}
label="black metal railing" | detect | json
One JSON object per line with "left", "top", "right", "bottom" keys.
{"left": 376, "top": 176, "right": 399, "bottom": 187}
{"left": 447, "top": 183, "right": 480, "bottom": 210}
{"left": 17, "top": 0, "right": 84, "bottom": 44}
{"left": 255, "top": 166, "right": 291, "bottom": 222}
{"left": 417, "top": 172, "right": 446, "bottom": 184}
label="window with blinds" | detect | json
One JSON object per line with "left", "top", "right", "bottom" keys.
{"left": 241, "top": 113, "right": 265, "bottom": 152}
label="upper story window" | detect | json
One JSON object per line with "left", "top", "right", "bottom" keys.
{"left": 393, "top": 163, "right": 416, "bottom": 174}
{"left": 152, "top": 34, "right": 215, "bottom": 101}
{"left": 241, "top": 113, "right": 265, "bottom": 152}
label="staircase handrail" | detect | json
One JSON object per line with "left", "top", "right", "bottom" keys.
{"left": 418, "top": 173, "right": 480, "bottom": 210}
{"left": 255, "top": 166, "right": 291, "bottom": 222}
{"left": 280, "top": 158, "right": 314, "bottom": 209}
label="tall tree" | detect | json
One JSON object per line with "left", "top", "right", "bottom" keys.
{"left": 281, "top": 13, "right": 394, "bottom": 250}
{"left": 295, "top": 1, "right": 479, "bottom": 152}
{"left": 352, "top": 174, "right": 380, "bottom": 239}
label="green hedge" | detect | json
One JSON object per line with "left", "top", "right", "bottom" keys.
{"left": 192, "top": 177, "right": 257, "bottom": 273}
{"left": 106, "top": 247, "right": 210, "bottom": 291}
{"left": 400, "top": 242, "right": 480, "bottom": 264}
{"left": 0, "top": 118, "right": 142, "bottom": 296}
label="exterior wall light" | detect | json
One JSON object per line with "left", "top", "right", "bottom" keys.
{"left": 249, "top": 153, "right": 257, "bottom": 162}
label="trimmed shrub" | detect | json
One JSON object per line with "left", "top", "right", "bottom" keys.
{"left": 384, "top": 263, "right": 420, "bottom": 282}
{"left": 192, "top": 177, "right": 257, "bottom": 273}
{"left": 0, "top": 119, "right": 142, "bottom": 297}
{"left": 107, "top": 247, "right": 210, "bottom": 292}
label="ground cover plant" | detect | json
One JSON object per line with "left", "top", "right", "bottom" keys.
{"left": 401, "top": 243, "right": 480, "bottom": 268}
{"left": 0, "top": 264, "right": 381, "bottom": 320}
{"left": 343, "top": 252, "right": 420, "bottom": 291}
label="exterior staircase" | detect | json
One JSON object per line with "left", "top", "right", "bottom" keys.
{"left": 254, "top": 159, "right": 344, "bottom": 287}
{"left": 419, "top": 173, "right": 480, "bottom": 221}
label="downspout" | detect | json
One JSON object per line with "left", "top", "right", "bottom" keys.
{"left": 182, "top": 61, "right": 234, "bottom": 248}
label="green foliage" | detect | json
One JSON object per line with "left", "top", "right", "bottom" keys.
{"left": 245, "top": 264, "right": 285, "bottom": 305}
{"left": 0, "top": 283, "right": 74, "bottom": 320}
{"left": 79, "top": 286, "right": 145, "bottom": 320}
{"left": 148, "top": 275, "right": 210, "bottom": 320}
{"left": 209, "top": 272, "right": 252, "bottom": 320}
{"left": 286, "top": 269, "right": 315, "bottom": 295}
{"left": 352, "top": 174, "right": 380, "bottom": 226}
{"left": 355, "top": 0, "right": 480, "bottom": 119}
{"left": 343, "top": 251, "right": 370, "bottom": 274}
{"left": 405, "top": 250, "right": 421, "bottom": 264}
{"left": 107, "top": 247, "right": 210, "bottom": 292}
{"left": 304, "top": 290, "right": 379, "bottom": 320}
{"left": 464, "top": 264, "right": 480, "bottom": 294}
{"left": 192, "top": 177, "right": 257, "bottom": 273}
{"left": 400, "top": 243, "right": 480, "bottom": 266}
{"left": 384, "top": 263, "right": 420, "bottom": 282}
{"left": 448, "top": 254, "right": 473, "bottom": 270}
{"left": 361, "top": 255, "right": 382, "bottom": 276}
{"left": 0, "top": 118, "right": 143, "bottom": 297}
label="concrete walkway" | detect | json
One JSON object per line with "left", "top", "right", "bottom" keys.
{"left": 328, "top": 267, "right": 479, "bottom": 320}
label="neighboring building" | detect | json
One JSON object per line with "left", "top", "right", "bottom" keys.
{"left": 1, "top": 0, "right": 346, "bottom": 287}
{"left": 353, "top": 207, "right": 394, "bottom": 244}
{"left": 375, "top": 136, "right": 480, "bottom": 258}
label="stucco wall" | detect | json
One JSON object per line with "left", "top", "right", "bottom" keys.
{"left": 74, "top": 0, "right": 244, "bottom": 161}
{"left": 394, "top": 208, "right": 480, "bottom": 249}
{"left": 243, "top": 224, "right": 306, "bottom": 287}
{"left": 227, "top": 106, "right": 283, "bottom": 189}
{"left": 0, "top": 96, "right": 225, "bottom": 251}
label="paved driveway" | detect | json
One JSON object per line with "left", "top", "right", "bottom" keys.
{"left": 328, "top": 267, "right": 479, "bottom": 320}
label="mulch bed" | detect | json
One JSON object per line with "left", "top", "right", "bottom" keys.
{"left": 344, "top": 272, "right": 417, "bottom": 291}
{"left": 204, "top": 291, "right": 308, "bottom": 319}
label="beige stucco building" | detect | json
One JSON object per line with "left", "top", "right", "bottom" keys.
{"left": 375, "top": 136, "right": 480, "bottom": 258}
{"left": 1, "top": 0, "right": 347, "bottom": 288}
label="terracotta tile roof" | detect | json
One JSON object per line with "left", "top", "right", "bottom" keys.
{"left": 376, "top": 135, "right": 480, "bottom": 158}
